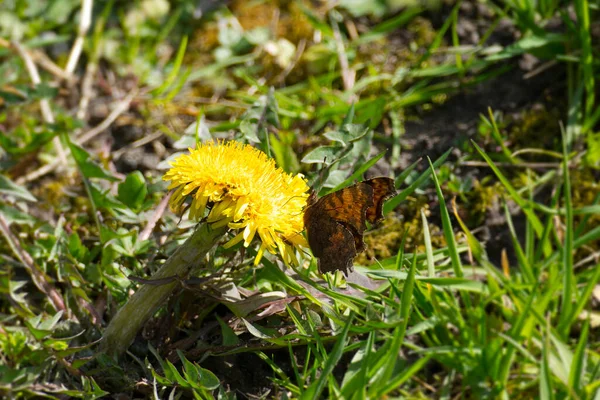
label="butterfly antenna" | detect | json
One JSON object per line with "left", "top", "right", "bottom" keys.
{"left": 311, "top": 156, "right": 331, "bottom": 193}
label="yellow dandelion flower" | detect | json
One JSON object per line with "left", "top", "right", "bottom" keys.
{"left": 163, "top": 140, "right": 309, "bottom": 266}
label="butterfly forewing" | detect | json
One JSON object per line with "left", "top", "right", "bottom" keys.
{"left": 365, "top": 178, "right": 397, "bottom": 224}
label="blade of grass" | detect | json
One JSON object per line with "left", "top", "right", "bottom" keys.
{"left": 450, "top": 3, "right": 463, "bottom": 72}
{"left": 356, "top": 7, "right": 423, "bottom": 44}
{"left": 497, "top": 279, "right": 542, "bottom": 384}
{"left": 560, "top": 261, "right": 600, "bottom": 335}
{"left": 372, "top": 253, "right": 417, "bottom": 398}
{"left": 377, "top": 354, "right": 432, "bottom": 395}
{"left": 256, "top": 351, "right": 296, "bottom": 392}
{"left": 540, "top": 319, "right": 555, "bottom": 400}
{"left": 504, "top": 201, "right": 535, "bottom": 283}
{"left": 421, "top": 210, "right": 435, "bottom": 277}
{"left": 384, "top": 148, "right": 451, "bottom": 214}
{"left": 417, "top": 0, "right": 462, "bottom": 66}
{"left": 525, "top": 170, "right": 536, "bottom": 267}
{"left": 575, "top": 0, "right": 594, "bottom": 118}
{"left": 557, "top": 128, "right": 574, "bottom": 338}
{"left": 288, "top": 341, "right": 303, "bottom": 395}
{"left": 471, "top": 141, "right": 548, "bottom": 254}
{"left": 326, "top": 151, "right": 387, "bottom": 193}
{"left": 534, "top": 185, "right": 561, "bottom": 264}
{"left": 300, "top": 313, "right": 354, "bottom": 400}
{"left": 389, "top": 110, "right": 403, "bottom": 168}
{"left": 484, "top": 107, "right": 514, "bottom": 162}
{"left": 568, "top": 318, "right": 589, "bottom": 397}
{"left": 151, "top": 36, "right": 188, "bottom": 97}
{"left": 427, "top": 157, "right": 463, "bottom": 279}
{"left": 340, "top": 331, "right": 374, "bottom": 399}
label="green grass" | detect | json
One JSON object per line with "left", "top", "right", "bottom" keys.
{"left": 1, "top": 0, "right": 599, "bottom": 398}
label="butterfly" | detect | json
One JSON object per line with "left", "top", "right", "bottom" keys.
{"left": 303, "top": 177, "right": 397, "bottom": 275}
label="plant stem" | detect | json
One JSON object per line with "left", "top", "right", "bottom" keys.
{"left": 101, "top": 222, "right": 226, "bottom": 356}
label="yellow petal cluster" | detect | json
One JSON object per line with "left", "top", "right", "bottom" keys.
{"left": 163, "top": 140, "right": 309, "bottom": 266}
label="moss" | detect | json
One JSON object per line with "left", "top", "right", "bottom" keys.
{"left": 464, "top": 179, "right": 504, "bottom": 225}
{"left": 570, "top": 169, "right": 600, "bottom": 262}
{"left": 571, "top": 169, "right": 600, "bottom": 207}
{"left": 507, "top": 105, "right": 562, "bottom": 156}
{"left": 230, "top": 0, "right": 314, "bottom": 44}
{"left": 31, "top": 175, "right": 77, "bottom": 212}
{"left": 188, "top": 22, "right": 220, "bottom": 55}
{"left": 407, "top": 17, "right": 437, "bottom": 48}
{"left": 354, "top": 16, "right": 441, "bottom": 102}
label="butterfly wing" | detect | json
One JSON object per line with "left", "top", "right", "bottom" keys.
{"left": 304, "top": 183, "right": 375, "bottom": 274}
{"left": 303, "top": 178, "right": 396, "bottom": 275}
{"left": 364, "top": 177, "right": 396, "bottom": 224}
{"left": 304, "top": 197, "right": 357, "bottom": 275}
{"left": 321, "top": 183, "right": 374, "bottom": 251}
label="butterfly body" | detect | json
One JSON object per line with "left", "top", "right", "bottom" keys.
{"left": 303, "top": 177, "right": 396, "bottom": 275}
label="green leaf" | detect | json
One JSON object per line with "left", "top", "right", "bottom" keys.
{"left": 0, "top": 174, "right": 37, "bottom": 202}
{"left": 242, "top": 319, "right": 275, "bottom": 339}
{"left": 485, "top": 33, "right": 565, "bottom": 61}
{"left": 301, "top": 145, "right": 343, "bottom": 164}
{"left": 38, "top": 310, "right": 64, "bottom": 331}
{"left": 324, "top": 124, "right": 369, "bottom": 146}
{"left": 0, "top": 204, "right": 36, "bottom": 226}
{"left": 178, "top": 350, "right": 220, "bottom": 390}
{"left": 377, "top": 355, "right": 432, "bottom": 395}
{"left": 24, "top": 321, "right": 53, "bottom": 340}
{"left": 68, "top": 141, "right": 118, "bottom": 181}
{"left": 68, "top": 232, "right": 89, "bottom": 261}
{"left": 558, "top": 129, "right": 574, "bottom": 337}
{"left": 0, "top": 129, "right": 56, "bottom": 155}
{"left": 270, "top": 132, "right": 300, "bottom": 172}
{"left": 355, "top": 97, "right": 386, "bottom": 128}
{"left": 216, "top": 316, "right": 239, "bottom": 346}
{"left": 117, "top": 171, "right": 148, "bottom": 210}
{"left": 342, "top": 103, "right": 355, "bottom": 125}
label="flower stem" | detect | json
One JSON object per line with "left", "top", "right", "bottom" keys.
{"left": 101, "top": 223, "right": 227, "bottom": 356}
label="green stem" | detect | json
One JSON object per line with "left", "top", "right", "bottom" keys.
{"left": 101, "top": 223, "right": 227, "bottom": 356}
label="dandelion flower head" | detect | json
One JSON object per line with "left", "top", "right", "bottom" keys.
{"left": 163, "top": 140, "right": 310, "bottom": 266}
